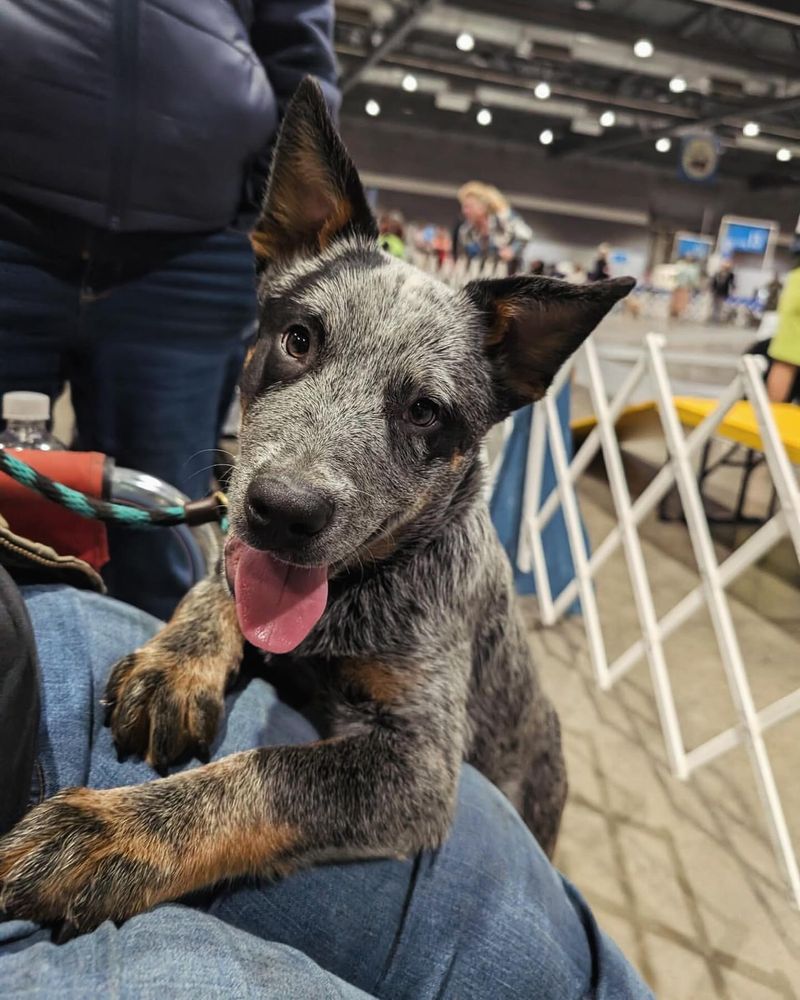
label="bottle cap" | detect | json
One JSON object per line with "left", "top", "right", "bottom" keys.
{"left": 2, "top": 391, "right": 51, "bottom": 422}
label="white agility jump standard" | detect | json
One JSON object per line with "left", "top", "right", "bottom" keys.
{"left": 512, "top": 332, "right": 800, "bottom": 906}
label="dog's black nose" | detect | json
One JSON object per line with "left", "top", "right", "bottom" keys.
{"left": 245, "top": 477, "right": 334, "bottom": 550}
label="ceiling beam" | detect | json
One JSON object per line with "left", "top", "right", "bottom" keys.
{"left": 338, "top": 43, "right": 800, "bottom": 142}
{"left": 687, "top": 0, "right": 800, "bottom": 29}
{"left": 454, "top": 0, "right": 800, "bottom": 78}
{"left": 553, "top": 92, "right": 800, "bottom": 158}
{"left": 675, "top": 6, "right": 712, "bottom": 36}
{"left": 340, "top": 0, "right": 438, "bottom": 95}
{"left": 336, "top": 45, "right": 700, "bottom": 122}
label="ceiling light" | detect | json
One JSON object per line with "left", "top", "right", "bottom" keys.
{"left": 476, "top": 108, "right": 492, "bottom": 126}
{"left": 655, "top": 136, "right": 672, "bottom": 153}
{"left": 669, "top": 75, "right": 687, "bottom": 94}
{"left": 534, "top": 81, "right": 552, "bottom": 101}
{"left": 575, "top": 0, "right": 595, "bottom": 8}
{"left": 456, "top": 32, "right": 475, "bottom": 52}
{"left": 365, "top": 99, "right": 381, "bottom": 117}
{"left": 539, "top": 128, "right": 554, "bottom": 145}
{"left": 401, "top": 73, "right": 418, "bottom": 93}
{"left": 777, "top": 147, "right": 792, "bottom": 162}
{"left": 633, "top": 38, "right": 654, "bottom": 58}
{"left": 599, "top": 110, "right": 616, "bottom": 128}
{"left": 742, "top": 121, "right": 760, "bottom": 137}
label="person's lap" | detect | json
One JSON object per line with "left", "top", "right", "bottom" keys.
{"left": 1, "top": 586, "right": 653, "bottom": 999}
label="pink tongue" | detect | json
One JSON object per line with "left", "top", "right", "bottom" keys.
{"left": 233, "top": 543, "right": 328, "bottom": 654}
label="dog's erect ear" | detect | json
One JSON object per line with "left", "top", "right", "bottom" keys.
{"left": 251, "top": 77, "right": 377, "bottom": 266}
{"left": 465, "top": 275, "right": 635, "bottom": 416}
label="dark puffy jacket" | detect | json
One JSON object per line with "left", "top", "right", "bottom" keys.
{"left": 0, "top": 0, "right": 338, "bottom": 233}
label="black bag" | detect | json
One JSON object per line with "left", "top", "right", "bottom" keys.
{"left": 0, "top": 564, "right": 40, "bottom": 834}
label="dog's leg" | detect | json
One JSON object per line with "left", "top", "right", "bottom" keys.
{"left": 105, "top": 574, "right": 243, "bottom": 768}
{"left": 0, "top": 676, "right": 462, "bottom": 932}
{"left": 519, "top": 699, "right": 567, "bottom": 858}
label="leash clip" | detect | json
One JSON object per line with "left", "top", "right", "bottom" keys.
{"left": 182, "top": 490, "right": 229, "bottom": 528}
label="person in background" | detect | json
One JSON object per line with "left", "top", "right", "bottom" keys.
{"left": 587, "top": 243, "right": 611, "bottom": 282}
{"left": 671, "top": 255, "right": 701, "bottom": 319}
{"left": 0, "top": 0, "right": 338, "bottom": 620}
{"left": 553, "top": 260, "right": 587, "bottom": 284}
{"left": 764, "top": 271, "right": 784, "bottom": 313}
{"left": 766, "top": 245, "right": 800, "bottom": 403}
{"left": 431, "top": 226, "right": 453, "bottom": 268}
{"left": 757, "top": 271, "right": 783, "bottom": 344}
{"left": 378, "top": 211, "right": 406, "bottom": 259}
{"left": 455, "top": 182, "right": 532, "bottom": 274}
{"left": 710, "top": 259, "right": 736, "bottom": 322}
{"left": 570, "top": 262, "right": 588, "bottom": 284}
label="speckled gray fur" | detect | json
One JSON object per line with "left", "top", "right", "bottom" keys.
{"left": 221, "top": 81, "right": 633, "bottom": 856}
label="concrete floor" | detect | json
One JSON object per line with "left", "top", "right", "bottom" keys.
{"left": 536, "top": 313, "right": 800, "bottom": 999}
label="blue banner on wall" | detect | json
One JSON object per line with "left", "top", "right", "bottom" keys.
{"left": 722, "top": 222, "right": 771, "bottom": 255}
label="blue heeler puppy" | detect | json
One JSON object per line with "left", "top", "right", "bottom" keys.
{"left": 0, "top": 79, "right": 634, "bottom": 932}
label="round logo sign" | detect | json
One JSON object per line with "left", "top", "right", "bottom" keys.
{"left": 680, "top": 133, "right": 720, "bottom": 182}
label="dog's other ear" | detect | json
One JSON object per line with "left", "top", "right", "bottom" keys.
{"left": 251, "top": 77, "right": 377, "bottom": 266}
{"left": 465, "top": 275, "right": 635, "bottom": 416}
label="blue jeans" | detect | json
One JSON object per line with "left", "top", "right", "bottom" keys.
{"left": 0, "top": 231, "right": 257, "bottom": 619}
{"left": 0, "top": 587, "right": 653, "bottom": 1000}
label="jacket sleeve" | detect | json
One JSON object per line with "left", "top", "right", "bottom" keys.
{"left": 251, "top": 0, "right": 340, "bottom": 119}
{"left": 237, "top": 0, "right": 340, "bottom": 220}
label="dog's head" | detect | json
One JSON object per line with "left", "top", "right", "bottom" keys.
{"left": 225, "top": 78, "right": 633, "bottom": 654}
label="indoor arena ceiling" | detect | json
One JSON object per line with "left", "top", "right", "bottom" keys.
{"left": 335, "top": 0, "right": 800, "bottom": 187}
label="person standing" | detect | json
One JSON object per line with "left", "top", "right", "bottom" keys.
{"left": 764, "top": 272, "right": 784, "bottom": 313}
{"left": 0, "top": 0, "right": 338, "bottom": 619}
{"left": 378, "top": 211, "right": 407, "bottom": 259}
{"left": 757, "top": 271, "right": 783, "bottom": 344}
{"left": 670, "top": 255, "right": 701, "bottom": 320}
{"left": 767, "top": 246, "right": 800, "bottom": 403}
{"left": 710, "top": 259, "right": 736, "bottom": 322}
{"left": 455, "top": 182, "right": 532, "bottom": 274}
{"left": 588, "top": 243, "right": 611, "bottom": 282}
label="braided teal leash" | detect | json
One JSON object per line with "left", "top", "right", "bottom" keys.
{"left": 0, "top": 450, "right": 228, "bottom": 530}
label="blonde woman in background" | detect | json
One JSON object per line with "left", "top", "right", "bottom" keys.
{"left": 455, "top": 181, "right": 533, "bottom": 274}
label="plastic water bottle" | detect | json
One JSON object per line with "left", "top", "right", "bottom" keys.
{"left": 0, "top": 392, "right": 66, "bottom": 451}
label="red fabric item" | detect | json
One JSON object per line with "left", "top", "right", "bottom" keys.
{"left": 0, "top": 451, "right": 109, "bottom": 570}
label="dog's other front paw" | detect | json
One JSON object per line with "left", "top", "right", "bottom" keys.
{"left": 0, "top": 787, "right": 168, "bottom": 932}
{"left": 103, "top": 576, "right": 244, "bottom": 772}
{"left": 104, "top": 647, "right": 230, "bottom": 771}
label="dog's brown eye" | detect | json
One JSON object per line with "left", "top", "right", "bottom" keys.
{"left": 407, "top": 398, "right": 439, "bottom": 427}
{"left": 283, "top": 325, "right": 311, "bottom": 359}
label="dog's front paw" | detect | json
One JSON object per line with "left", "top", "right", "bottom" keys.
{"left": 0, "top": 787, "right": 168, "bottom": 932}
{"left": 104, "top": 646, "right": 231, "bottom": 770}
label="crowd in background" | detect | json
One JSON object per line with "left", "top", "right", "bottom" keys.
{"left": 377, "top": 181, "right": 799, "bottom": 403}
{"left": 378, "top": 182, "right": 617, "bottom": 286}
{"left": 377, "top": 183, "right": 788, "bottom": 326}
